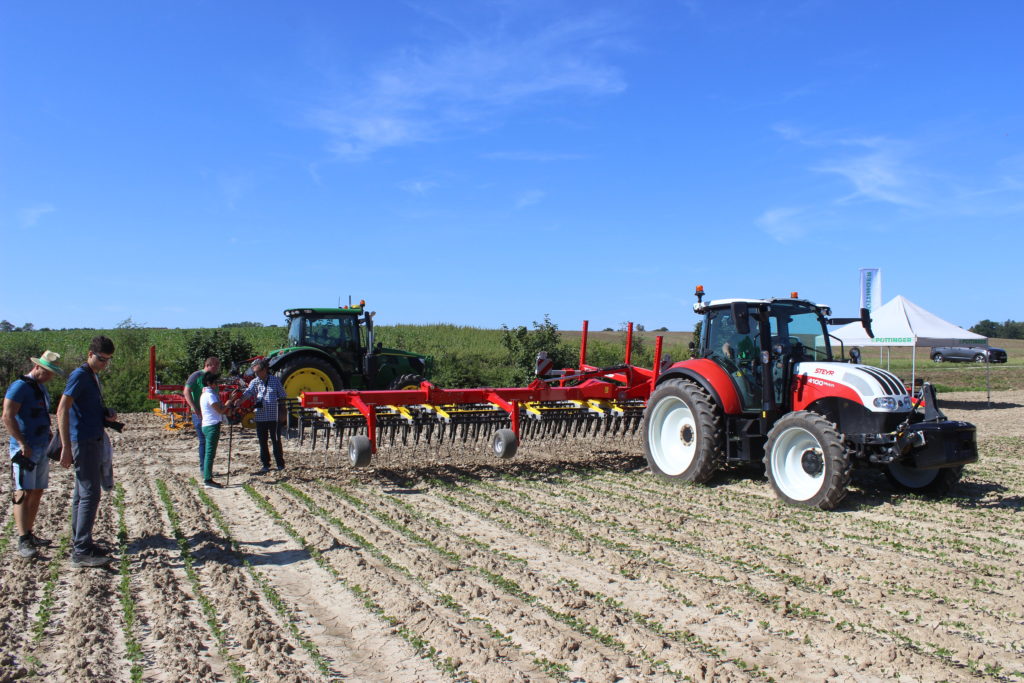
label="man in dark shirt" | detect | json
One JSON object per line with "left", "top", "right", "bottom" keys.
{"left": 183, "top": 356, "right": 221, "bottom": 475}
{"left": 58, "top": 335, "right": 116, "bottom": 568}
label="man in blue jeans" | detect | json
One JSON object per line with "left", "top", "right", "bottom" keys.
{"left": 58, "top": 335, "right": 116, "bottom": 568}
{"left": 183, "top": 356, "right": 221, "bottom": 475}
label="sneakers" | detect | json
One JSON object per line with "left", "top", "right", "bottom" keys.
{"left": 70, "top": 548, "right": 113, "bottom": 568}
{"left": 203, "top": 479, "right": 223, "bottom": 489}
{"left": 17, "top": 537, "right": 38, "bottom": 559}
{"left": 275, "top": 465, "right": 285, "bottom": 472}
{"left": 29, "top": 533, "right": 52, "bottom": 548}
{"left": 254, "top": 467, "right": 270, "bottom": 475}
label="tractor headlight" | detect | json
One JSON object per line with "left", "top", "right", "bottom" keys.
{"left": 873, "top": 397, "right": 898, "bottom": 410}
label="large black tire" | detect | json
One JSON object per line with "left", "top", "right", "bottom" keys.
{"left": 764, "top": 411, "right": 850, "bottom": 510}
{"left": 389, "top": 374, "right": 426, "bottom": 390}
{"left": 349, "top": 435, "right": 372, "bottom": 468}
{"left": 642, "top": 379, "right": 723, "bottom": 483}
{"left": 276, "top": 355, "right": 343, "bottom": 399}
{"left": 885, "top": 463, "right": 963, "bottom": 498}
{"left": 492, "top": 429, "right": 518, "bottom": 459}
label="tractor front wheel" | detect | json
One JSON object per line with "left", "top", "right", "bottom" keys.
{"left": 642, "top": 379, "right": 723, "bottom": 483}
{"left": 764, "top": 411, "right": 850, "bottom": 509}
{"left": 277, "top": 356, "right": 343, "bottom": 399}
{"left": 389, "top": 374, "right": 426, "bottom": 390}
{"left": 885, "top": 463, "right": 963, "bottom": 498}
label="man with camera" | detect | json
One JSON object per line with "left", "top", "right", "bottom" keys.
{"left": 238, "top": 358, "right": 287, "bottom": 474}
{"left": 57, "top": 335, "right": 118, "bottom": 568}
{"left": 3, "top": 350, "right": 63, "bottom": 560}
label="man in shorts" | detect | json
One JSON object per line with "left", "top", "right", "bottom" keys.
{"left": 3, "top": 350, "right": 63, "bottom": 559}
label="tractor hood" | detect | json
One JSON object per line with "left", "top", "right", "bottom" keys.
{"left": 791, "top": 362, "right": 913, "bottom": 414}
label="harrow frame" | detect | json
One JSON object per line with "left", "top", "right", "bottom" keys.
{"left": 299, "top": 323, "right": 665, "bottom": 455}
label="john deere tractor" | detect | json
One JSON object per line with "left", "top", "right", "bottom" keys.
{"left": 264, "top": 303, "right": 432, "bottom": 399}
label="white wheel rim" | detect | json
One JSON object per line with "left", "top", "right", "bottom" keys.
{"left": 771, "top": 426, "right": 825, "bottom": 501}
{"left": 888, "top": 462, "right": 939, "bottom": 488}
{"left": 648, "top": 396, "right": 698, "bottom": 475}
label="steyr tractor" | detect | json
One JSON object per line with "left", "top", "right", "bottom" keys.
{"left": 286, "top": 287, "right": 977, "bottom": 510}
{"left": 262, "top": 303, "right": 432, "bottom": 398}
{"left": 643, "top": 287, "right": 978, "bottom": 509}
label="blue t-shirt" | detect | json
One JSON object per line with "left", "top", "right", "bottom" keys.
{"left": 5, "top": 377, "right": 52, "bottom": 452}
{"left": 64, "top": 364, "right": 105, "bottom": 441}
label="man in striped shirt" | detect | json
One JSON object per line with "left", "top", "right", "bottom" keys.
{"left": 240, "top": 358, "right": 287, "bottom": 474}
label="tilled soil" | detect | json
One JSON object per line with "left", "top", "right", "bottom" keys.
{"left": 1, "top": 390, "right": 1023, "bottom": 682}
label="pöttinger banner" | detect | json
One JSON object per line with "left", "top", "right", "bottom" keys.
{"left": 859, "top": 268, "right": 881, "bottom": 312}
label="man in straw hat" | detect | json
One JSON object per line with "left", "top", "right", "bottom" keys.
{"left": 3, "top": 350, "right": 63, "bottom": 560}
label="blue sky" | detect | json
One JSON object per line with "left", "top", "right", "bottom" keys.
{"left": 2, "top": 1, "right": 1021, "bottom": 332}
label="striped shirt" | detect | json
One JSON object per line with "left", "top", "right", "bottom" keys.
{"left": 241, "top": 374, "right": 287, "bottom": 422}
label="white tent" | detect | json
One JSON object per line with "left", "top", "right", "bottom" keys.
{"left": 828, "top": 294, "right": 987, "bottom": 387}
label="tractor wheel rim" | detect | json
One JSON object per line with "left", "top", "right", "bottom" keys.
{"left": 649, "top": 396, "right": 696, "bottom": 475}
{"left": 771, "top": 427, "right": 825, "bottom": 500}
{"left": 283, "top": 368, "right": 332, "bottom": 398}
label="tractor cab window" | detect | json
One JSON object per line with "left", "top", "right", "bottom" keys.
{"left": 706, "top": 307, "right": 762, "bottom": 411}
{"left": 767, "top": 303, "right": 830, "bottom": 362}
{"left": 304, "top": 316, "right": 359, "bottom": 350}
{"left": 286, "top": 317, "right": 303, "bottom": 347}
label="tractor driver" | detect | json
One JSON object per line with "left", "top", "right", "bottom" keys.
{"left": 717, "top": 314, "right": 758, "bottom": 365}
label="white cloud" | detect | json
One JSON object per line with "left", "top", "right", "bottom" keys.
{"left": 399, "top": 179, "right": 439, "bottom": 195}
{"left": 813, "top": 137, "right": 923, "bottom": 208}
{"left": 308, "top": 8, "right": 628, "bottom": 160}
{"left": 756, "top": 206, "right": 808, "bottom": 242}
{"left": 19, "top": 204, "right": 55, "bottom": 229}
{"left": 516, "top": 189, "right": 546, "bottom": 209}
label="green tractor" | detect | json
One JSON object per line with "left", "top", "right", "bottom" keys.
{"left": 264, "top": 303, "right": 432, "bottom": 399}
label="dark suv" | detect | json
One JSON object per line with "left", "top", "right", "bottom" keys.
{"left": 930, "top": 346, "right": 1008, "bottom": 363}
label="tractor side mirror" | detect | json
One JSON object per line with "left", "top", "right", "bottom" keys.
{"left": 850, "top": 347, "right": 861, "bottom": 364}
{"left": 731, "top": 302, "right": 750, "bottom": 335}
{"left": 860, "top": 307, "right": 874, "bottom": 339}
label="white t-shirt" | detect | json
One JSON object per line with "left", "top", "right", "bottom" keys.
{"left": 200, "top": 387, "right": 224, "bottom": 427}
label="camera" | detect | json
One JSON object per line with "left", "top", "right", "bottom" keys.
{"left": 254, "top": 400, "right": 264, "bottom": 410}
{"left": 104, "top": 418, "right": 125, "bottom": 433}
{"left": 11, "top": 450, "right": 36, "bottom": 472}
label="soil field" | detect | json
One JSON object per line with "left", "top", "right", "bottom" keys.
{"left": 2, "top": 391, "right": 1024, "bottom": 682}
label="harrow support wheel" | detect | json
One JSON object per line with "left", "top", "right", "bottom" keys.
{"left": 885, "top": 463, "right": 963, "bottom": 498}
{"left": 764, "top": 411, "right": 850, "bottom": 510}
{"left": 278, "top": 355, "right": 343, "bottom": 399}
{"left": 492, "top": 429, "right": 518, "bottom": 459}
{"left": 349, "top": 435, "right": 372, "bottom": 468}
{"left": 642, "top": 379, "right": 723, "bottom": 483}
{"left": 389, "top": 374, "right": 426, "bottom": 391}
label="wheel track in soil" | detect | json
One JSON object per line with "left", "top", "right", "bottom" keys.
{"left": 255, "top": 480, "right": 590, "bottom": 682}
{"left": 298, "top": 478, "right": 783, "bottom": 682}
{"left": 432, "top": 473, "right": 1019, "bottom": 680}
{"left": 199, "top": 480, "right": 445, "bottom": 682}
{"left": 308, "top": 475, "right": 967, "bottom": 682}
{"left": 283, "top": 479, "right": 723, "bottom": 682}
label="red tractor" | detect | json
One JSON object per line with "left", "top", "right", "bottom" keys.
{"left": 643, "top": 287, "right": 977, "bottom": 509}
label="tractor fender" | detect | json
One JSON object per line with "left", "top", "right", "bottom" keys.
{"left": 655, "top": 359, "right": 743, "bottom": 415}
{"left": 268, "top": 348, "right": 339, "bottom": 374}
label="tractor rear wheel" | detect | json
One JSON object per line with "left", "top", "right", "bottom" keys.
{"left": 277, "top": 355, "right": 343, "bottom": 399}
{"left": 389, "top": 374, "right": 426, "bottom": 390}
{"left": 642, "top": 379, "right": 723, "bottom": 483}
{"left": 764, "top": 411, "right": 850, "bottom": 510}
{"left": 885, "top": 463, "right": 963, "bottom": 497}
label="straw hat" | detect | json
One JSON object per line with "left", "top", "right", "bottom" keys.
{"left": 30, "top": 350, "right": 64, "bottom": 377}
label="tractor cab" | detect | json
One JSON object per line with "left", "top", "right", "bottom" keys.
{"left": 284, "top": 306, "right": 371, "bottom": 380}
{"left": 695, "top": 290, "right": 872, "bottom": 415}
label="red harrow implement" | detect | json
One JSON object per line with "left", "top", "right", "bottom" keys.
{"left": 297, "top": 323, "right": 664, "bottom": 466}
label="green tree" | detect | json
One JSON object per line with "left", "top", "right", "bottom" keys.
{"left": 168, "top": 329, "right": 257, "bottom": 383}
{"left": 500, "top": 315, "right": 573, "bottom": 385}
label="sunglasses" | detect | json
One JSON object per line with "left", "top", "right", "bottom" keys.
{"left": 93, "top": 353, "right": 113, "bottom": 364}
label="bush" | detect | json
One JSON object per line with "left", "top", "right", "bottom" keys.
{"left": 167, "top": 330, "right": 257, "bottom": 384}
{"left": 501, "top": 315, "right": 574, "bottom": 385}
